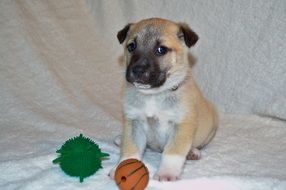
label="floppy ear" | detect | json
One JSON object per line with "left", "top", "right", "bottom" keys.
{"left": 117, "top": 23, "right": 132, "bottom": 44}
{"left": 178, "top": 23, "right": 199, "bottom": 48}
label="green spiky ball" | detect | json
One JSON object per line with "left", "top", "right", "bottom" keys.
{"left": 53, "top": 134, "right": 109, "bottom": 182}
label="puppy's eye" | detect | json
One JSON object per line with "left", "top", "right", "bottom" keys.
{"left": 127, "top": 42, "right": 136, "bottom": 52}
{"left": 156, "top": 46, "right": 168, "bottom": 56}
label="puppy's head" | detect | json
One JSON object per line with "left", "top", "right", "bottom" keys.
{"left": 117, "top": 18, "right": 198, "bottom": 94}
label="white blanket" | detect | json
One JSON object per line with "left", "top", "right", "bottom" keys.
{"left": 1, "top": 114, "right": 286, "bottom": 190}
{"left": 0, "top": 0, "right": 285, "bottom": 189}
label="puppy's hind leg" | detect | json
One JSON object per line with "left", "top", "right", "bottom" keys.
{"left": 186, "top": 148, "right": 201, "bottom": 160}
{"left": 113, "top": 135, "right": 122, "bottom": 147}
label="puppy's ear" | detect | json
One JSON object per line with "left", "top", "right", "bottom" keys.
{"left": 177, "top": 23, "right": 199, "bottom": 48}
{"left": 117, "top": 23, "right": 132, "bottom": 44}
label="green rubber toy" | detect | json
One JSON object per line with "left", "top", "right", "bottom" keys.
{"left": 53, "top": 134, "right": 109, "bottom": 182}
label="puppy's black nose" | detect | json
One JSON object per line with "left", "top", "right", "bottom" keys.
{"left": 131, "top": 58, "right": 150, "bottom": 78}
{"left": 132, "top": 65, "right": 146, "bottom": 77}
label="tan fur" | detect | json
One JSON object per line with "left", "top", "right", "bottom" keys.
{"left": 111, "top": 18, "right": 218, "bottom": 181}
{"left": 121, "top": 119, "right": 138, "bottom": 157}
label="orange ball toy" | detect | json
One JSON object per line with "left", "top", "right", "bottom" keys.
{"left": 115, "top": 159, "right": 149, "bottom": 190}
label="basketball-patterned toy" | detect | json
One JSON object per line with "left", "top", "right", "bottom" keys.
{"left": 115, "top": 159, "right": 149, "bottom": 190}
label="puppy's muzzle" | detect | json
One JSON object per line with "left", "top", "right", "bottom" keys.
{"left": 126, "top": 56, "right": 166, "bottom": 88}
{"left": 127, "top": 58, "right": 150, "bottom": 84}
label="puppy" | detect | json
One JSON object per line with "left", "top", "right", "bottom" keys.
{"left": 110, "top": 18, "right": 218, "bottom": 181}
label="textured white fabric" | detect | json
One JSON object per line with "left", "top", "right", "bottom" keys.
{"left": 0, "top": 0, "right": 285, "bottom": 189}
{"left": 1, "top": 113, "right": 286, "bottom": 190}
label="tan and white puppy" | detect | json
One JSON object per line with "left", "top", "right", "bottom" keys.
{"left": 111, "top": 18, "right": 218, "bottom": 181}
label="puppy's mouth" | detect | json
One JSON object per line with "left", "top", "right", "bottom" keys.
{"left": 133, "top": 82, "right": 152, "bottom": 89}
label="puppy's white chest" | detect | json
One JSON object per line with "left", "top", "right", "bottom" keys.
{"left": 124, "top": 90, "right": 182, "bottom": 150}
{"left": 144, "top": 96, "right": 177, "bottom": 124}
{"left": 142, "top": 97, "right": 177, "bottom": 151}
{"left": 144, "top": 98, "right": 159, "bottom": 118}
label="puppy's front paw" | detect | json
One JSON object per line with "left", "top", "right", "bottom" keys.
{"left": 154, "top": 169, "right": 180, "bottom": 181}
{"left": 153, "top": 155, "right": 185, "bottom": 181}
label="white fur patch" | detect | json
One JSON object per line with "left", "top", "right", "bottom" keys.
{"left": 144, "top": 97, "right": 157, "bottom": 118}
{"left": 160, "top": 154, "right": 185, "bottom": 172}
{"left": 124, "top": 88, "right": 186, "bottom": 151}
{"left": 154, "top": 154, "right": 186, "bottom": 181}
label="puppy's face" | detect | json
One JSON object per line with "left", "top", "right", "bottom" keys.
{"left": 117, "top": 18, "right": 198, "bottom": 94}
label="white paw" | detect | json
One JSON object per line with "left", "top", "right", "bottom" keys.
{"left": 154, "top": 169, "right": 180, "bottom": 181}
{"left": 153, "top": 155, "right": 185, "bottom": 181}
